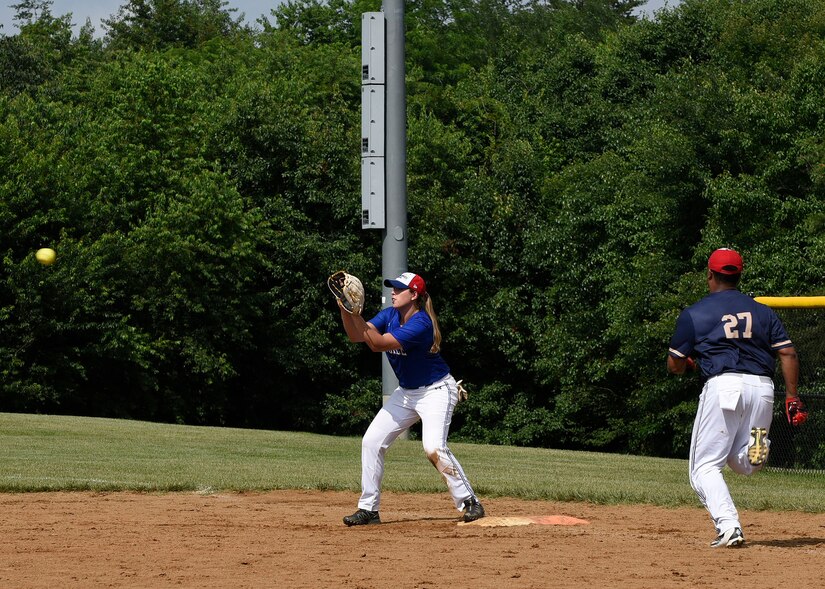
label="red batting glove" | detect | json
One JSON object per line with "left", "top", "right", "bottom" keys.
{"left": 785, "top": 396, "right": 808, "bottom": 427}
{"left": 685, "top": 357, "right": 697, "bottom": 372}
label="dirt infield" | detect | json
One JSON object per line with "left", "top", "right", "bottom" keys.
{"left": 2, "top": 490, "right": 824, "bottom": 588}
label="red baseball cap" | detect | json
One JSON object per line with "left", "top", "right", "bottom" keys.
{"left": 708, "top": 248, "right": 743, "bottom": 275}
{"left": 384, "top": 272, "right": 427, "bottom": 294}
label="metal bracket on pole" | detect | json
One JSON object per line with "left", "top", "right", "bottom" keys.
{"left": 361, "top": 12, "right": 386, "bottom": 230}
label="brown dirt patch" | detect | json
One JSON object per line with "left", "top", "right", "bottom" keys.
{"left": 2, "top": 490, "right": 824, "bottom": 588}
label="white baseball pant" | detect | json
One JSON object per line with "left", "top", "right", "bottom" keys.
{"left": 357, "top": 374, "right": 476, "bottom": 512}
{"left": 689, "top": 373, "right": 774, "bottom": 534}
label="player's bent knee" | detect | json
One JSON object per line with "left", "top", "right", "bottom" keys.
{"left": 361, "top": 431, "right": 390, "bottom": 452}
{"left": 423, "top": 444, "right": 441, "bottom": 460}
{"left": 424, "top": 447, "right": 459, "bottom": 476}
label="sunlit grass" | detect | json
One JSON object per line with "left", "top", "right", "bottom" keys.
{"left": 1, "top": 412, "right": 822, "bottom": 512}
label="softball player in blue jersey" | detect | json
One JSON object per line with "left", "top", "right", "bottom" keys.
{"left": 336, "top": 272, "right": 485, "bottom": 526}
{"left": 668, "top": 248, "right": 800, "bottom": 548}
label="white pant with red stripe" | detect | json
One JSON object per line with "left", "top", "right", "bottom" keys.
{"left": 689, "top": 373, "right": 775, "bottom": 534}
{"left": 357, "top": 374, "right": 476, "bottom": 512}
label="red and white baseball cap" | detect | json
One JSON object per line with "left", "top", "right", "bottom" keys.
{"left": 384, "top": 272, "right": 427, "bottom": 294}
{"left": 708, "top": 248, "right": 743, "bottom": 275}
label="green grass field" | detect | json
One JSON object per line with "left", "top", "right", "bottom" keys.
{"left": 1, "top": 412, "right": 823, "bottom": 512}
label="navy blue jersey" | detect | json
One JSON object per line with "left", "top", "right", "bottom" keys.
{"left": 669, "top": 289, "right": 793, "bottom": 378}
{"left": 368, "top": 307, "right": 450, "bottom": 388}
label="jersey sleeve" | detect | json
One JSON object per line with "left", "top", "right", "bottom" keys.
{"left": 768, "top": 310, "right": 793, "bottom": 351}
{"left": 669, "top": 309, "right": 696, "bottom": 359}
{"left": 368, "top": 307, "right": 391, "bottom": 334}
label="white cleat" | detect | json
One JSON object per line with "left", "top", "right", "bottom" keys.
{"left": 710, "top": 527, "right": 745, "bottom": 548}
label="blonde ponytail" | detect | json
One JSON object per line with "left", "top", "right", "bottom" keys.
{"left": 417, "top": 293, "right": 441, "bottom": 353}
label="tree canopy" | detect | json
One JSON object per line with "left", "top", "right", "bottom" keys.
{"left": 1, "top": 0, "right": 823, "bottom": 457}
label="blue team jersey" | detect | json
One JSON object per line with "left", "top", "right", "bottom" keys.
{"left": 368, "top": 307, "right": 451, "bottom": 388}
{"left": 669, "top": 289, "right": 793, "bottom": 378}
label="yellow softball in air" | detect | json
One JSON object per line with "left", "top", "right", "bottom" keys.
{"left": 35, "top": 248, "right": 56, "bottom": 266}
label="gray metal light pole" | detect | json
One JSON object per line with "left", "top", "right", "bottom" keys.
{"left": 361, "top": 4, "right": 407, "bottom": 414}
{"left": 380, "top": 0, "right": 407, "bottom": 408}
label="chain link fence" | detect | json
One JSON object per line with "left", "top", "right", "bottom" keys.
{"left": 768, "top": 393, "right": 825, "bottom": 472}
{"left": 765, "top": 304, "right": 825, "bottom": 474}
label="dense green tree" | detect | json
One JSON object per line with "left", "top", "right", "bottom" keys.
{"left": 0, "top": 1, "right": 88, "bottom": 96}
{"left": 0, "top": 0, "right": 824, "bottom": 456}
{"left": 103, "top": 0, "right": 246, "bottom": 50}
{"left": 266, "top": 0, "right": 379, "bottom": 46}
